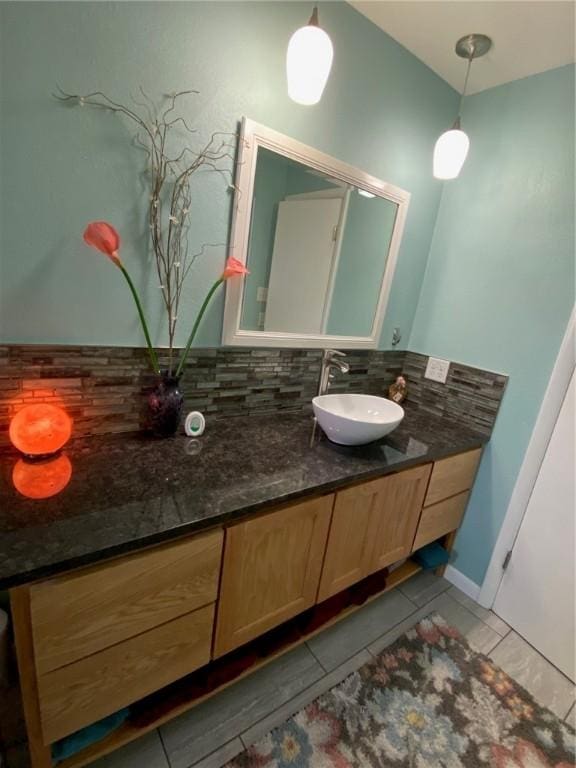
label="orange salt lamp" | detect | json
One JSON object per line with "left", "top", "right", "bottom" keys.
{"left": 12, "top": 455, "right": 72, "bottom": 499}
{"left": 9, "top": 404, "right": 72, "bottom": 456}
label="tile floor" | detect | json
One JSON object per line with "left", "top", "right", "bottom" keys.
{"left": 14, "top": 572, "right": 576, "bottom": 768}
{"left": 88, "top": 571, "right": 575, "bottom": 768}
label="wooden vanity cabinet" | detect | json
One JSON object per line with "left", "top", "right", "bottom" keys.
{"left": 11, "top": 529, "right": 224, "bottom": 749}
{"left": 213, "top": 494, "right": 333, "bottom": 657}
{"left": 317, "top": 464, "right": 432, "bottom": 601}
{"left": 412, "top": 448, "right": 482, "bottom": 552}
{"left": 9, "top": 446, "right": 484, "bottom": 768}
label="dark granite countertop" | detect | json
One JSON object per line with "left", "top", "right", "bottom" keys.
{"left": 0, "top": 407, "right": 487, "bottom": 590}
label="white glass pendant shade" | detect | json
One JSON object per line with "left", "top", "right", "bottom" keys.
{"left": 432, "top": 35, "right": 492, "bottom": 180}
{"left": 287, "top": 24, "right": 333, "bottom": 106}
{"left": 433, "top": 128, "right": 470, "bottom": 180}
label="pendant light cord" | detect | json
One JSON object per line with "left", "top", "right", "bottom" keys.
{"left": 455, "top": 51, "right": 474, "bottom": 126}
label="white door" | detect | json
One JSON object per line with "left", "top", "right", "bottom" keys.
{"left": 264, "top": 198, "right": 342, "bottom": 334}
{"left": 494, "top": 369, "right": 575, "bottom": 681}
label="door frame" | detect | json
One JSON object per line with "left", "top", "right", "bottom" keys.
{"left": 478, "top": 307, "right": 575, "bottom": 608}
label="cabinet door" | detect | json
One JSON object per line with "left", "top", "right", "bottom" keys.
{"left": 214, "top": 495, "right": 333, "bottom": 657}
{"left": 368, "top": 464, "right": 432, "bottom": 573}
{"left": 318, "top": 465, "right": 432, "bottom": 602}
{"left": 317, "top": 478, "right": 383, "bottom": 602}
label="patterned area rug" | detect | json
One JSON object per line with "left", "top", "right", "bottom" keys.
{"left": 228, "top": 614, "right": 575, "bottom": 768}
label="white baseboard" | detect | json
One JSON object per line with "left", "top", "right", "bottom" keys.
{"left": 444, "top": 565, "right": 481, "bottom": 601}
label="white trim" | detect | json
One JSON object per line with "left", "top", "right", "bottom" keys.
{"left": 222, "top": 117, "right": 411, "bottom": 349}
{"left": 285, "top": 189, "right": 347, "bottom": 200}
{"left": 478, "top": 307, "right": 576, "bottom": 609}
{"left": 444, "top": 565, "right": 481, "bottom": 601}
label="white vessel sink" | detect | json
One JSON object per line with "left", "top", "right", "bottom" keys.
{"left": 312, "top": 393, "right": 404, "bottom": 446}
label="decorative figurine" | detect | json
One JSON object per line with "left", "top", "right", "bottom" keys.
{"left": 388, "top": 375, "right": 407, "bottom": 404}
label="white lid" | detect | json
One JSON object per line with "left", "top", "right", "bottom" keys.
{"left": 184, "top": 411, "right": 206, "bottom": 438}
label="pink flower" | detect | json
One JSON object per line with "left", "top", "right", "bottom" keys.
{"left": 382, "top": 653, "right": 400, "bottom": 670}
{"left": 374, "top": 668, "right": 391, "bottom": 685}
{"left": 416, "top": 615, "right": 460, "bottom": 645}
{"left": 491, "top": 739, "right": 573, "bottom": 768}
{"left": 83, "top": 221, "right": 122, "bottom": 267}
{"left": 222, "top": 257, "right": 249, "bottom": 280}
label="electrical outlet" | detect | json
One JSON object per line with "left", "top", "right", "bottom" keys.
{"left": 424, "top": 356, "right": 450, "bottom": 384}
{"left": 256, "top": 286, "right": 267, "bottom": 302}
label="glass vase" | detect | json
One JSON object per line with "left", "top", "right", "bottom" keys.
{"left": 147, "top": 372, "right": 184, "bottom": 438}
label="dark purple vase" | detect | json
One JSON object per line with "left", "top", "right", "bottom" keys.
{"left": 148, "top": 372, "right": 184, "bottom": 437}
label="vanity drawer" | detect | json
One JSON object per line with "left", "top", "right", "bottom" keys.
{"left": 424, "top": 448, "right": 482, "bottom": 506}
{"left": 37, "top": 603, "right": 214, "bottom": 744}
{"left": 412, "top": 491, "right": 469, "bottom": 551}
{"left": 30, "top": 528, "right": 223, "bottom": 675}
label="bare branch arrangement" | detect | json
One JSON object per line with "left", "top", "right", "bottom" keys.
{"left": 55, "top": 86, "right": 238, "bottom": 373}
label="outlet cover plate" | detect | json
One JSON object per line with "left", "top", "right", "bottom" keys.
{"left": 424, "top": 356, "right": 450, "bottom": 384}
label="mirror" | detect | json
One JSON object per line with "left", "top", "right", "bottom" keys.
{"left": 223, "top": 119, "right": 410, "bottom": 349}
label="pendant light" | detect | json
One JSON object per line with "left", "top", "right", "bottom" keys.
{"left": 287, "top": 5, "right": 333, "bottom": 106}
{"left": 433, "top": 34, "right": 492, "bottom": 180}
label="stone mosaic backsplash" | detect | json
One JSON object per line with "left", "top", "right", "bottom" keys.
{"left": 333, "top": 350, "right": 508, "bottom": 437}
{"left": 0, "top": 345, "right": 507, "bottom": 446}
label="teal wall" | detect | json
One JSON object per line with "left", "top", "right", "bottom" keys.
{"left": 0, "top": 1, "right": 457, "bottom": 348}
{"left": 410, "top": 64, "right": 575, "bottom": 586}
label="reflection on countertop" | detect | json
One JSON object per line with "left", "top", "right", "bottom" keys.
{"left": 0, "top": 405, "right": 487, "bottom": 589}
{"left": 12, "top": 453, "right": 73, "bottom": 500}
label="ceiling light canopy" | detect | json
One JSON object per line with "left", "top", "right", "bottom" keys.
{"left": 433, "top": 33, "right": 492, "bottom": 180}
{"left": 287, "top": 6, "right": 334, "bottom": 106}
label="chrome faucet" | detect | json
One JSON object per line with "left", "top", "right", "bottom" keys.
{"left": 317, "top": 349, "right": 349, "bottom": 396}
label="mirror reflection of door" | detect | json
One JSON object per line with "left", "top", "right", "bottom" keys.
{"left": 240, "top": 145, "right": 400, "bottom": 339}
{"left": 265, "top": 194, "right": 345, "bottom": 334}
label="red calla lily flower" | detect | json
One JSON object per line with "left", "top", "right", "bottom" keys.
{"left": 81, "top": 221, "right": 159, "bottom": 373}
{"left": 222, "top": 257, "right": 250, "bottom": 279}
{"left": 83, "top": 221, "right": 122, "bottom": 267}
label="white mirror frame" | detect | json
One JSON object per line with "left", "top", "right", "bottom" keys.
{"left": 222, "top": 118, "right": 411, "bottom": 349}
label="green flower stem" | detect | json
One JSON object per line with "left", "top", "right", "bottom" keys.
{"left": 119, "top": 265, "right": 160, "bottom": 375}
{"left": 175, "top": 278, "right": 224, "bottom": 379}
